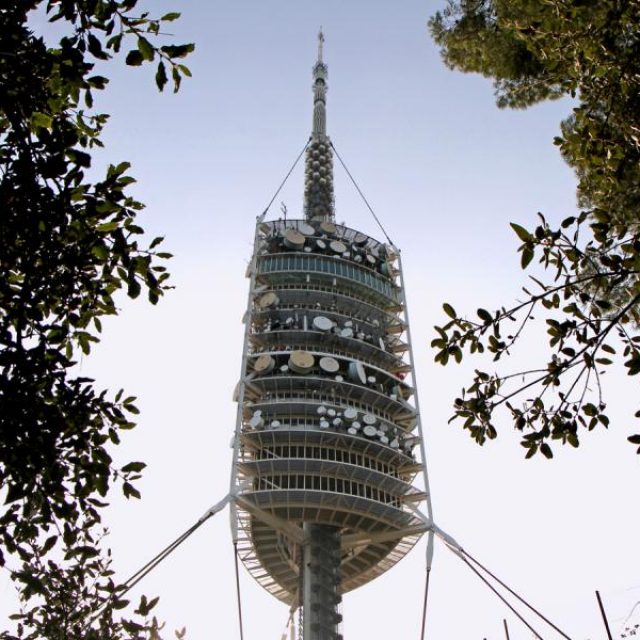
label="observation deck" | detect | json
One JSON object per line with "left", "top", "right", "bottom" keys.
{"left": 232, "top": 219, "right": 427, "bottom": 604}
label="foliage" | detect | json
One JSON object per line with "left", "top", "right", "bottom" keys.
{"left": 428, "top": 0, "right": 640, "bottom": 456}
{"left": 1, "top": 0, "right": 192, "bottom": 636}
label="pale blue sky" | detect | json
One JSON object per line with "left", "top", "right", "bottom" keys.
{"left": 4, "top": 2, "right": 639, "bottom": 639}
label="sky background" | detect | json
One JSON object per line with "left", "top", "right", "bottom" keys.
{"left": 3, "top": 1, "right": 640, "bottom": 639}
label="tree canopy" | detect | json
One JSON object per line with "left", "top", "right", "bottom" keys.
{"left": 428, "top": 0, "right": 640, "bottom": 457}
{"left": 1, "top": 1, "right": 192, "bottom": 636}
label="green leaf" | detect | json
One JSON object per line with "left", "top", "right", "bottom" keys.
{"left": 123, "top": 402, "right": 140, "bottom": 415}
{"left": 106, "top": 33, "right": 123, "bottom": 52}
{"left": 443, "top": 303, "right": 457, "bottom": 318}
{"left": 91, "top": 244, "right": 109, "bottom": 260}
{"left": 87, "top": 33, "right": 107, "bottom": 59}
{"left": 172, "top": 65, "right": 182, "bottom": 93}
{"left": 540, "top": 443, "right": 553, "bottom": 459}
{"left": 126, "top": 50, "right": 144, "bottom": 66}
{"left": 123, "top": 482, "right": 141, "bottom": 500}
{"left": 110, "top": 161, "right": 131, "bottom": 177}
{"left": 138, "top": 37, "right": 155, "bottom": 62}
{"left": 97, "top": 221, "right": 119, "bottom": 233}
{"left": 161, "top": 12, "right": 181, "bottom": 21}
{"left": 122, "top": 461, "right": 146, "bottom": 473}
{"left": 113, "top": 597, "right": 130, "bottom": 610}
{"left": 32, "top": 111, "right": 52, "bottom": 129}
{"left": 510, "top": 222, "right": 531, "bottom": 242}
{"left": 521, "top": 246, "right": 534, "bottom": 269}
{"left": 128, "top": 278, "right": 141, "bottom": 299}
{"left": 137, "top": 594, "right": 160, "bottom": 616}
{"left": 41, "top": 535, "right": 58, "bottom": 555}
{"left": 155, "top": 61, "right": 168, "bottom": 92}
{"left": 160, "top": 43, "right": 196, "bottom": 59}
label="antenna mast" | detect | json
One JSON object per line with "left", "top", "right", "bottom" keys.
{"left": 304, "top": 29, "right": 335, "bottom": 223}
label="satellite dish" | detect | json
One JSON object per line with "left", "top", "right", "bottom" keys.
{"left": 363, "top": 425, "right": 377, "bottom": 438}
{"left": 319, "top": 356, "right": 340, "bottom": 374}
{"left": 313, "top": 316, "right": 333, "bottom": 332}
{"left": 343, "top": 408, "right": 358, "bottom": 421}
{"left": 330, "top": 240, "right": 347, "bottom": 254}
{"left": 289, "top": 350, "right": 315, "bottom": 374}
{"left": 253, "top": 354, "right": 275, "bottom": 374}
{"left": 298, "top": 222, "right": 315, "bottom": 236}
{"left": 283, "top": 228, "right": 305, "bottom": 250}
{"left": 348, "top": 361, "right": 367, "bottom": 385}
{"left": 353, "top": 232, "right": 368, "bottom": 246}
{"left": 257, "top": 292, "right": 279, "bottom": 309}
{"left": 320, "top": 221, "right": 337, "bottom": 235}
{"left": 362, "top": 414, "right": 377, "bottom": 426}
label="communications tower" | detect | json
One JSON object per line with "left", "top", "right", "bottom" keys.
{"left": 230, "top": 32, "right": 431, "bottom": 639}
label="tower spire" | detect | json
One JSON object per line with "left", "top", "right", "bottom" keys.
{"left": 312, "top": 29, "right": 327, "bottom": 136}
{"left": 317, "top": 27, "right": 324, "bottom": 62}
{"left": 304, "top": 30, "right": 335, "bottom": 222}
